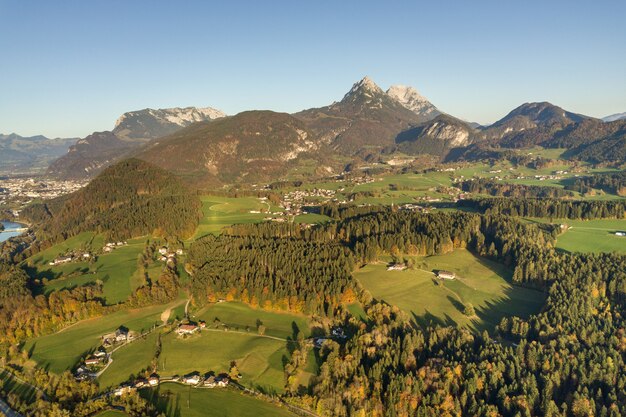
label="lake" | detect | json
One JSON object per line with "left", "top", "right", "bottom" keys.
{"left": 0, "top": 221, "right": 27, "bottom": 242}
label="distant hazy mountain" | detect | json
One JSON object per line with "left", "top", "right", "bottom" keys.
{"left": 135, "top": 110, "right": 320, "bottom": 185}
{"left": 603, "top": 112, "right": 626, "bottom": 122}
{"left": 47, "top": 131, "right": 135, "bottom": 178}
{"left": 294, "top": 77, "right": 425, "bottom": 153}
{"left": 49, "top": 106, "right": 225, "bottom": 179}
{"left": 0, "top": 133, "right": 77, "bottom": 173}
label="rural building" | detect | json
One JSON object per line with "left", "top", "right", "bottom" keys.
{"left": 387, "top": 263, "right": 406, "bottom": 271}
{"left": 114, "top": 385, "right": 136, "bottom": 397}
{"left": 203, "top": 376, "right": 216, "bottom": 388}
{"left": 84, "top": 357, "right": 101, "bottom": 366}
{"left": 176, "top": 323, "right": 199, "bottom": 335}
{"left": 134, "top": 379, "right": 147, "bottom": 388}
{"left": 148, "top": 374, "right": 159, "bottom": 386}
{"left": 93, "top": 349, "right": 107, "bottom": 358}
{"left": 115, "top": 327, "right": 129, "bottom": 342}
{"left": 215, "top": 375, "right": 230, "bottom": 387}
{"left": 437, "top": 270, "right": 456, "bottom": 280}
{"left": 183, "top": 373, "right": 201, "bottom": 385}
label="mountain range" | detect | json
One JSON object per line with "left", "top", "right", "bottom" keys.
{"left": 48, "top": 106, "right": 225, "bottom": 178}
{"left": 5, "top": 76, "right": 626, "bottom": 182}
{"left": 603, "top": 112, "right": 626, "bottom": 122}
{"left": 0, "top": 134, "right": 77, "bottom": 174}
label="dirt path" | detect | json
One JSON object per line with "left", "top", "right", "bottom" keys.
{"left": 161, "top": 306, "right": 173, "bottom": 324}
{"left": 200, "top": 327, "right": 297, "bottom": 343}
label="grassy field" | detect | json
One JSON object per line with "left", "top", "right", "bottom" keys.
{"left": 96, "top": 302, "right": 315, "bottom": 393}
{"left": 97, "top": 332, "right": 160, "bottom": 390}
{"left": 24, "top": 300, "right": 182, "bottom": 373}
{"left": 354, "top": 249, "right": 545, "bottom": 331}
{"left": 25, "top": 235, "right": 149, "bottom": 304}
{"left": 193, "top": 302, "right": 313, "bottom": 339}
{"left": 553, "top": 219, "right": 626, "bottom": 253}
{"left": 193, "top": 196, "right": 280, "bottom": 238}
{"left": 143, "top": 383, "right": 296, "bottom": 417}
{"left": 158, "top": 331, "right": 288, "bottom": 394}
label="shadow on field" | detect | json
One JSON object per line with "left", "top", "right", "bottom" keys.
{"left": 142, "top": 385, "right": 182, "bottom": 417}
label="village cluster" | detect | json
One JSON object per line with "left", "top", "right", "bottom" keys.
{"left": 112, "top": 371, "right": 231, "bottom": 397}
{"left": 74, "top": 327, "right": 136, "bottom": 381}
{"left": 102, "top": 241, "right": 128, "bottom": 253}
{"left": 157, "top": 246, "right": 184, "bottom": 262}
{"left": 48, "top": 250, "right": 94, "bottom": 266}
{"left": 0, "top": 177, "right": 86, "bottom": 206}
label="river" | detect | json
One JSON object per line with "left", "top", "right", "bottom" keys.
{"left": 0, "top": 221, "right": 27, "bottom": 242}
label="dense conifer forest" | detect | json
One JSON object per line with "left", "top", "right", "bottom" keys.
{"left": 21, "top": 159, "right": 200, "bottom": 242}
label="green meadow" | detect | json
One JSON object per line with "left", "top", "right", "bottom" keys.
{"left": 193, "top": 196, "right": 280, "bottom": 238}
{"left": 158, "top": 331, "right": 288, "bottom": 394}
{"left": 24, "top": 235, "right": 150, "bottom": 304}
{"left": 354, "top": 249, "right": 545, "bottom": 331}
{"left": 143, "top": 383, "right": 296, "bottom": 417}
{"left": 95, "top": 302, "right": 316, "bottom": 393}
{"left": 24, "top": 300, "right": 182, "bottom": 373}
{"left": 193, "top": 302, "right": 312, "bottom": 339}
{"left": 555, "top": 219, "right": 626, "bottom": 253}
{"left": 97, "top": 332, "right": 160, "bottom": 390}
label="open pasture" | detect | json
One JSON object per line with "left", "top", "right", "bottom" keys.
{"left": 355, "top": 249, "right": 545, "bottom": 331}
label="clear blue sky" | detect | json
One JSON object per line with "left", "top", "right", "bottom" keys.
{"left": 1, "top": 0, "right": 625, "bottom": 138}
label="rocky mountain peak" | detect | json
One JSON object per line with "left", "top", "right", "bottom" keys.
{"left": 343, "top": 76, "right": 385, "bottom": 100}
{"left": 386, "top": 85, "right": 440, "bottom": 119}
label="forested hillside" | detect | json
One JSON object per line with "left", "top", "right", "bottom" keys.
{"left": 23, "top": 158, "right": 200, "bottom": 241}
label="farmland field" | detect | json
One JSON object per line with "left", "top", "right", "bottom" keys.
{"left": 143, "top": 383, "right": 296, "bottom": 417}
{"left": 97, "top": 302, "right": 315, "bottom": 393}
{"left": 354, "top": 249, "right": 545, "bottom": 331}
{"left": 24, "top": 300, "right": 183, "bottom": 373}
{"left": 193, "top": 302, "right": 313, "bottom": 339}
{"left": 97, "top": 332, "right": 160, "bottom": 390}
{"left": 158, "top": 331, "right": 289, "bottom": 394}
{"left": 193, "top": 196, "right": 280, "bottom": 238}
{"left": 555, "top": 219, "right": 626, "bottom": 253}
{"left": 24, "top": 235, "right": 150, "bottom": 304}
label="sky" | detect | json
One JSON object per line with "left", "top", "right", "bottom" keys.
{"left": 1, "top": 0, "right": 625, "bottom": 138}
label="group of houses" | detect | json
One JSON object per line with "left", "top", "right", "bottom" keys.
{"left": 102, "top": 241, "right": 128, "bottom": 253}
{"left": 158, "top": 246, "right": 184, "bottom": 262}
{"left": 48, "top": 251, "right": 93, "bottom": 266}
{"left": 113, "top": 372, "right": 230, "bottom": 396}
{"left": 74, "top": 348, "right": 108, "bottom": 381}
{"left": 180, "top": 372, "right": 230, "bottom": 388}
